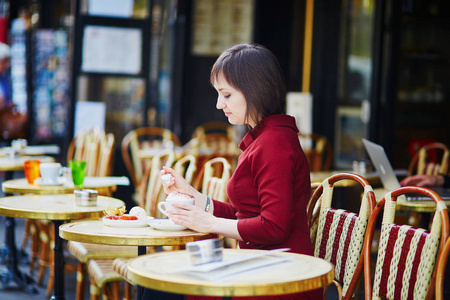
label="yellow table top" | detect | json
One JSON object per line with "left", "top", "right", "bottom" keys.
{"left": 127, "top": 249, "right": 334, "bottom": 297}
{"left": 0, "top": 194, "right": 124, "bottom": 220}
{"left": 2, "top": 178, "right": 118, "bottom": 195}
{"left": 374, "top": 188, "right": 450, "bottom": 213}
{"left": 0, "top": 156, "right": 54, "bottom": 171}
{"left": 59, "top": 220, "right": 218, "bottom": 246}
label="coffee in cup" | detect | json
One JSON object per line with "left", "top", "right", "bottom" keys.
{"left": 158, "top": 192, "right": 195, "bottom": 217}
{"left": 40, "top": 163, "right": 62, "bottom": 184}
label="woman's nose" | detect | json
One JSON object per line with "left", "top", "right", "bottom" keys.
{"left": 216, "top": 98, "right": 225, "bottom": 109}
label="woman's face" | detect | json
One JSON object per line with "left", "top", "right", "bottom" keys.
{"left": 213, "top": 75, "right": 256, "bottom": 127}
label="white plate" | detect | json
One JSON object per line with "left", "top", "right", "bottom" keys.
{"left": 34, "top": 177, "right": 66, "bottom": 186}
{"left": 147, "top": 219, "right": 187, "bottom": 231}
{"left": 102, "top": 216, "right": 153, "bottom": 228}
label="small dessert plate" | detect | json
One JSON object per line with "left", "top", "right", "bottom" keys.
{"left": 102, "top": 216, "right": 153, "bottom": 228}
{"left": 147, "top": 218, "right": 187, "bottom": 231}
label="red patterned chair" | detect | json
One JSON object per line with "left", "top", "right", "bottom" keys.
{"left": 307, "top": 172, "right": 377, "bottom": 299}
{"left": 363, "top": 186, "right": 449, "bottom": 299}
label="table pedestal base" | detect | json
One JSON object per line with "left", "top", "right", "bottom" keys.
{"left": 0, "top": 216, "right": 37, "bottom": 294}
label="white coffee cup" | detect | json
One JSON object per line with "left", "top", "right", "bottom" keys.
{"left": 158, "top": 192, "right": 195, "bottom": 217}
{"left": 40, "top": 163, "right": 62, "bottom": 183}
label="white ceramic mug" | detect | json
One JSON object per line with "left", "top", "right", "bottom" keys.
{"left": 40, "top": 163, "right": 62, "bottom": 183}
{"left": 158, "top": 192, "right": 195, "bottom": 217}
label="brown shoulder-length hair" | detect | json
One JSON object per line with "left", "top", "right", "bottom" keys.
{"left": 210, "top": 43, "right": 286, "bottom": 128}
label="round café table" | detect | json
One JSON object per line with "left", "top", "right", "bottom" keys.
{"left": 0, "top": 194, "right": 124, "bottom": 300}
{"left": 0, "top": 155, "right": 55, "bottom": 293}
{"left": 2, "top": 177, "right": 119, "bottom": 196}
{"left": 59, "top": 220, "right": 218, "bottom": 299}
{"left": 0, "top": 156, "right": 54, "bottom": 173}
{"left": 127, "top": 249, "right": 335, "bottom": 299}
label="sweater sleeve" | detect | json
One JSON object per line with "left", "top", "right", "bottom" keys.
{"left": 212, "top": 199, "right": 238, "bottom": 219}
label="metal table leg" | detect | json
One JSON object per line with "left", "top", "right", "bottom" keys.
{"left": 0, "top": 170, "right": 37, "bottom": 294}
{"left": 136, "top": 245, "right": 147, "bottom": 300}
{"left": 50, "top": 220, "right": 65, "bottom": 300}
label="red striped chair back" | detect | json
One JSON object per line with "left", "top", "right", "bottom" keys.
{"left": 308, "top": 172, "right": 376, "bottom": 299}
{"left": 363, "top": 186, "right": 449, "bottom": 300}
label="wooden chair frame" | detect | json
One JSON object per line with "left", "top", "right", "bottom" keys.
{"left": 436, "top": 235, "right": 450, "bottom": 300}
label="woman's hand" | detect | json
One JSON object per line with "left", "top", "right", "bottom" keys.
{"left": 160, "top": 166, "right": 194, "bottom": 195}
{"left": 165, "top": 202, "right": 216, "bottom": 233}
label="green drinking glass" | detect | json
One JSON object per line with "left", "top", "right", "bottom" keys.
{"left": 69, "top": 160, "right": 87, "bottom": 188}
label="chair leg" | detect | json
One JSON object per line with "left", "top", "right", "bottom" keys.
{"left": 76, "top": 262, "right": 86, "bottom": 300}
{"left": 124, "top": 282, "right": 132, "bottom": 300}
{"left": 20, "top": 219, "right": 31, "bottom": 250}
{"left": 90, "top": 282, "right": 100, "bottom": 300}
{"left": 29, "top": 220, "right": 40, "bottom": 275}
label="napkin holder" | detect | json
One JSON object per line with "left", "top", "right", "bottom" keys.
{"left": 75, "top": 189, "right": 98, "bottom": 206}
{"left": 186, "top": 238, "right": 223, "bottom": 265}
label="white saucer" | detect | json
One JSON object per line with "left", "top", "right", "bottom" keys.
{"left": 147, "top": 219, "right": 187, "bottom": 231}
{"left": 34, "top": 177, "right": 66, "bottom": 186}
{"left": 102, "top": 216, "right": 153, "bottom": 228}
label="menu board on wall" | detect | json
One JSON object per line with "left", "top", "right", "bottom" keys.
{"left": 191, "top": 0, "right": 254, "bottom": 56}
{"left": 81, "top": 25, "right": 142, "bottom": 74}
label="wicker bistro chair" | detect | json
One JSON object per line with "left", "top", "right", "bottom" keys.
{"left": 363, "top": 186, "right": 449, "bottom": 300}
{"left": 298, "top": 133, "right": 333, "bottom": 172}
{"left": 193, "top": 157, "right": 232, "bottom": 203}
{"left": 121, "top": 127, "right": 181, "bottom": 189}
{"left": 307, "top": 172, "right": 377, "bottom": 300}
{"left": 408, "top": 142, "right": 449, "bottom": 177}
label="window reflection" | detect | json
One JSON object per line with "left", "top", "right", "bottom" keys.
{"left": 76, "top": 76, "right": 145, "bottom": 143}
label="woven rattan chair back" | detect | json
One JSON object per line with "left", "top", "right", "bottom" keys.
{"left": 193, "top": 157, "right": 232, "bottom": 203}
{"left": 307, "top": 172, "right": 376, "bottom": 300}
{"left": 174, "top": 154, "right": 197, "bottom": 185}
{"left": 142, "top": 149, "right": 175, "bottom": 217}
{"left": 408, "top": 142, "right": 449, "bottom": 176}
{"left": 121, "top": 127, "right": 181, "bottom": 188}
{"left": 363, "top": 186, "right": 449, "bottom": 300}
{"left": 298, "top": 133, "right": 333, "bottom": 171}
{"left": 67, "top": 127, "right": 114, "bottom": 177}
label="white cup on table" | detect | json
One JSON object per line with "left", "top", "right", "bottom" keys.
{"left": 158, "top": 192, "right": 195, "bottom": 217}
{"left": 40, "top": 163, "right": 62, "bottom": 184}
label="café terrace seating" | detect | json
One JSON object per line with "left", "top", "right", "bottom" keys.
{"left": 31, "top": 127, "right": 117, "bottom": 298}
{"left": 86, "top": 153, "right": 198, "bottom": 300}
{"left": 307, "top": 173, "right": 377, "bottom": 300}
{"left": 363, "top": 186, "right": 449, "bottom": 300}
{"left": 407, "top": 142, "right": 449, "bottom": 176}
{"left": 406, "top": 142, "right": 449, "bottom": 227}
